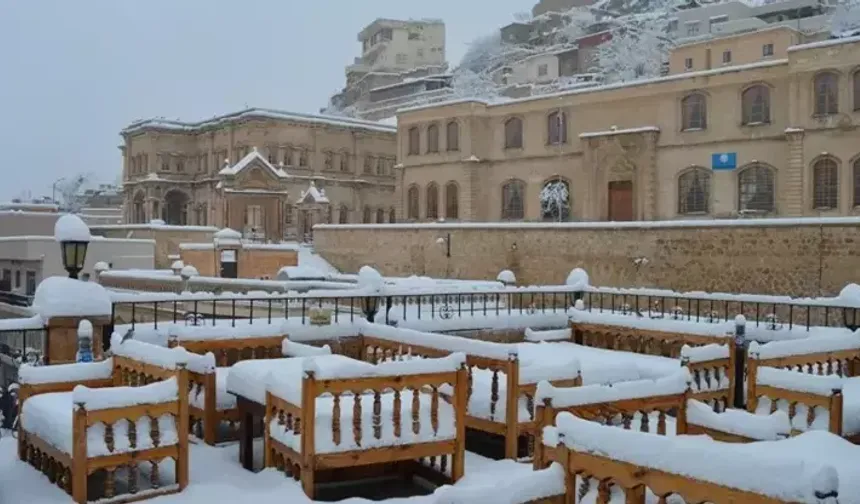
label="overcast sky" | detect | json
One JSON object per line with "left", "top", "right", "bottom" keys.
{"left": 0, "top": 0, "right": 528, "bottom": 201}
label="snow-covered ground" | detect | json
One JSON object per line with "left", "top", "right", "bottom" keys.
{"left": 0, "top": 435, "right": 563, "bottom": 503}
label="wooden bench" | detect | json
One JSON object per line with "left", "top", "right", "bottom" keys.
{"left": 360, "top": 325, "right": 581, "bottom": 459}
{"left": 570, "top": 319, "right": 732, "bottom": 359}
{"left": 167, "top": 333, "right": 286, "bottom": 444}
{"left": 262, "top": 353, "right": 468, "bottom": 498}
{"left": 17, "top": 353, "right": 190, "bottom": 503}
{"left": 541, "top": 412, "right": 839, "bottom": 504}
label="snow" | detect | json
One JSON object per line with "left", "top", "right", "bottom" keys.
{"left": 226, "top": 355, "right": 372, "bottom": 405}
{"left": 523, "top": 327, "right": 571, "bottom": 342}
{"left": 181, "top": 265, "right": 200, "bottom": 278}
{"left": 569, "top": 306, "right": 734, "bottom": 338}
{"left": 496, "top": 270, "right": 516, "bottom": 285}
{"left": 190, "top": 368, "right": 235, "bottom": 411}
{"left": 73, "top": 376, "right": 178, "bottom": 411}
{"left": 53, "top": 214, "right": 91, "bottom": 242}
{"left": 276, "top": 265, "right": 330, "bottom": 281}
{"left": 565, "top": 268, "right": 589, "bottom": 288}
{"left": 282, "top": 340, "right": 331, "bottom": 357}
{"left": 171, "top": 260, "right": 185, "bottom": 270}
{"left": 837, "top": 283, "right": 860, "bottom": 308}
{"left": 755, "top": 367, "right": 843, "bottom": 396}
{"left": 748, "top": 333, "right": 860, "bottom": 360}
{"left": 21, "top": 389, "right": 179, "bottom": 457}
{"left": 32, "top": 276, "right": 112, "bottom": 320}
{"left": 681, "top": 343, "right": 729, "bottom": 363}
{"left": 0, "top": 315, "right": 45, "bottom": 331}
{"left": 18, "top": 359, "right": 113, "bottom": 385}
{"left": 296, "top": 181, "right": 329, "bottom": 204}
{"left": 547, "top": 412, "right": 840, "bottom": 502}
{"left": 218, "top": 149, "right": 288, "bottom": 179}
{"left": 787, "top": 33, "right": 860, "bottom": 52}
{"left": 357, "top": 265, "right": 385, "bottom": 292}
{"left": 93, "top": 261, "right": 110, "bottom": 272}
{"left": 306, "top": 353, "right": 466, "bottom": 381}
{"left": 579, "top": 126, "right": 660, "bottom": 138}
{"left": 535, "top": 369, "right": 690, "bottom": 407}
{"left": 686, "top": 399, "right": 790, "bottom": 441}
{"left": 539, "top": 180, "right": 570, "bottom": 222}
{"left": 363, "top": 324, "right": 516, "bottom": 361}
{"left": 390, "top": 311, "right": 570, "bottom": 333}
{"left": 111, "top": 336, "right": 191, "bottom": 370}
{"left": 214, "top": 228, "right": 242, "bottom": 245}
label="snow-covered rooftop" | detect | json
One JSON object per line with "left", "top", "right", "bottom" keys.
{"left": 296, "top": 181, "right": 329, "bottom": 204}
{"left": 123, "top": 107, "right": 397, "bottom": 136}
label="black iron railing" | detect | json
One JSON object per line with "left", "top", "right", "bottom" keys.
{"left": 0, "top": 291, "right": 33, "bottom": 307}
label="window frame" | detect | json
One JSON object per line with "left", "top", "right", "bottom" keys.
{"left": 426, "top": 123, "right": 440, "bottom": 153}
{"left": 813, "top": 71, "right": 840, "bottom": 116}
{"left": 504, "top": 117, "right": 524, "bottom": 150}
{"left": 677, "top": 167, "right": 711, "bottom": 215}
{"left": 426, "top": 183, "right": 440, "bottom": 220}
{"left": 407, "top": 127, "right": 420, "bottom": 155}
{"left": 446, "top": 121, "right": 460, "bottom": 151}
{"left": 501, "top": 179, "right": 526, "bottom": 220}
{"left": 737, "top": 164, "right": 776, "bottom": 214}
{"left": 681, "top": 93, "right": 707, "bottom": 131}
{"left": 812, "top": 157, "right": 839, "bottom": 211}
{"left": 741, "top": 84, "right": 771, "bottom": 125}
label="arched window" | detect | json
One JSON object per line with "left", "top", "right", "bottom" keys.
{"left": 742, "top": 85, "right": 770, "bottom": 125}
{"left": 363, "top": 206, "right": 371, "bottom": 224}
{"left": 738, "top": 164, "right": 775, "bottom": 213}
{"left": 446, "top": 121, "right": 460, "bottom": 151}
{"left": 408, "top": 127, "right": 420, "bottom": 155}
{"left": 340, "top": 151, "right": 349, "bottom": 172}
{"left": 813, "top": 157, "right": 839, "bottom": 210}
{"left": 164, "top": 190, "right": 189, "bottom": 225}
{"left": 547, "top": 111, "right": 567, "bottom": 145}
{"left": 338, "top": 205, "right": 349, "bottom": 224}
{"left": 326, "top": 206, "right": 333, "bottom": 224}
{"left": 681, "top": 93, "right": 707, "bottom": 130}
{"left": 285, "top": 203, "right": 293, "bottom": 224}
{"left": 407, "top": 185, "right": 420, "bottom": 220}
{"left": 445, "top": 182, "right": 459, "bottom": 220}
{"left": 426, "top": 124, "right": 439, "bottom": 153}
{"left": 426, "top": 183, "right": 439, "bottom": 220}
{"left": 854, "top": 158, "right": 860, "bottom": 207}
{"left": 854, "top": 70, "right": 860, "bottom": 111}
{"left": 677, "top": 168, "right": 711, "bottom": 214}
{"left": 389, "top": 208, "right": 396, "bottom": 223}
{"left": 376, "top": 208, "right": 385, "bottom": 223}
{"left": 501, "top": 179, "right": 526, "bottom": 220}
{"left": 814, "top": 72, "right": 839, "bottom": 115}
{"left": 132, "top": 192, "right": 145, "bottom": 223}
{"left": 504, "top": 117, "right": 523, "bottom": 149}
{"left": 540, "top": 179, "right": 571, "bottom": 221}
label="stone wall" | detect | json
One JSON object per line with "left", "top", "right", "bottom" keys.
{"left": 313, "top": 219, "right": 860, "bottom": 297}
{"left": 180, "top": 245, "right": 298, "bottom": 279}
{"left": 89, "top": 225, "right": 217, "bottom": 268}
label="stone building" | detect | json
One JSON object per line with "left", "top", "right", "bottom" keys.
{"left": 120, "top": 108, "right": 398, "bottom": 241}
{"left": 395, "top": 30, "right": 860, "bottom": 222}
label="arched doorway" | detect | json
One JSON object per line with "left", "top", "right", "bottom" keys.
{"left": 132, "top": 191, "right": 146, "bottom": 223}
{"left": 163, "top": 190, "right": 189, "bottom": 225}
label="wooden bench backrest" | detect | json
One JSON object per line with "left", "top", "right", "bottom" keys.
{"left": 571, "top": 320, "right": 728, "bottom": 358}
{"left": 169, "top": 336, "right": 286, "bottom": 366}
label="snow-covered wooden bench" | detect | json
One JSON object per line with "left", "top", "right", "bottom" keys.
{"left": 359, "top": 324, "right": 582, "bottom": 459}
{"left": 16, "top": 351, "right": 190, "bottom": 503}
{"left": 569, "top": 304, "right": 736, "bottom": 359}
{"left": 680, "top": 343, "right": 735, "bottom": 409}
{"left": 541, "top": 412, "right": 840, "bottom": 503}
{"left": 167, "top": 331, "right": 286, "bottom": 366}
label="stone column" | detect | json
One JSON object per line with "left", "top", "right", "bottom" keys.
{"left": 393, "top": 164, "right": 404, "bottom": 221}
{"left": 641, "top": 131, "right": 660, "bottom": 221}
{"left": 784, "top": 129, "right": 805, "bottom": 217}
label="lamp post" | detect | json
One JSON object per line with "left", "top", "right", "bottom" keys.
{"left": 54, "top": 214, "right": 91, "bottom": 279}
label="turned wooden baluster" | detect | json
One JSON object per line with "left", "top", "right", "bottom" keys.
{"left": 526, "top": 393, "right": 535, "bottom": 421}
{"left": 128, "top": 463, "right": 139, "bottom": 494}
{"left": 393, "top": 390, "right": 402, "bottom": 438}
{"left": 430, "top": 386, "right": 439, "bottom": 436}
{"left": 490, "top": 369, "right": 500, "bottom": 421}
{"left": 373, "top": 391, "right": 382, "bottom": 440}
{"left": 657, "top": 495, "right": 668, "bottom": 504}
{"left": 122, "top": 367, "right": 129, "bottom": 385}
{"left": 577, "top": 477, "right": 591, "bottom": 501}
{"left": 151, "top": 416, "right": 161, "bottom": 447}
{"left": 105, "top": 424, "right": 115, "bottom": 452}
{"left": 827, "top": 360, "right": 834, "bottom": 375}
{"left": 467, "top": 366, "right": 473, "bottom": 402}
{"left": 286, "top": 412, "right": 293, "bottom": 431}
{"left": 294, "top": 415, "right": 302, "bottom": 437}
{"left": 789, "top": 401, "right": 797, "bottom": 421}
{"left": 657, "top": 411, "right": 667, "bottom": 435}
{"left": 332, "top": 394, "right": 342, "bottom": 446}
{"left": 640, "top": 410, "right": 650, "bottom": 433}
{"left": 770, "top": 399, "right": 778, "bottom": 414}
{"left": 353, "top": 392, "right": 363, "bottom": 446}
{"left": 105, "top": 468, "right": 116, "bottom": 498}
{"left": 596, "top": 479, "right": 611, "bottom": 504}
{"left": 622, "top": 413, "right": 632, "bottom": 430}
{"left": 62, "top": 467, "right": 72, "bottom": 494}
{"left": 150, "top": 461, "right": 160, "bottom": 489}
{"left": 817, "top": 362, "right": 824, "bottom": 375}
{"left": 806, "top": 403, "right": 815, "bottom": 428}
{"left": 128, "top": 420, "right": 137, "bottom": 449}
{"left": 693, "top": 369, "right": 702, "bottom": 391}
{"left": 412, "top": 389, "right": 421, "bottom": 435}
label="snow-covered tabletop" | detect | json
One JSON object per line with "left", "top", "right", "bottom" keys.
{"left": 226, "top": 355, "right": 374, "bottom": 405}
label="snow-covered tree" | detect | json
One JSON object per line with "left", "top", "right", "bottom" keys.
{"left": 831, "top": 0, "right": 860, "bottom": 37}
{"left": 540, "top": 179, "right": 571, "bottom": 222}
{"left": 449, "top": 69, "right": 501, "bottom": 101}
{"left": 557, "top": 6, "right": 598, "bottom": 43}
{"left": 56, "top": 173, "right": 90, "bottom": 212}
{"left": 591, "top": 0, "right": 677, "bottom": 83}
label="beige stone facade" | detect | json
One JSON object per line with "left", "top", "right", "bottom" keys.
{"left": 395, "top": 34, "right": 860, "bottom": 223}
{"left": 180, "top": 243, "right": 297, "bottom": 279}
{"left": 314, "top": 219, "right": 860, "bottom": 297}
{"left": 120, "top": 109, "right": 398, "bottom": 242}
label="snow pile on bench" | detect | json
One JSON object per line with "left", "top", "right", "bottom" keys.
{"left": 524, "top": 327, "right": 572, "bottom": 342}
{"left": 282, "top": 340, "right": 332, "bottom": 357}
{"left": 303, "top": 352, "right": 465, "bottom": 381}
{"left": 434, "top": 462, "right": 565, "bottom": 504}
{"left": 32, "top": 276, "right": 112, "bottom": 320}
{"left": 536, "top": 368, "right": 691, "bottom": 407}
{"left": 569, "top": 305, "right": 734, "bottom": 337}
{"left": 681, "top": 343, "right": 730, "bottom": 363}
{"left": 18, "top": 359, "right": 113, "bottom": 385}
{"left": 364, "top": 323, "right": 515, "bottom": 361}
{"left": 546, "top": 412, "right": 839, "bottom": 503}
{"left": 110, "top": 335, "right": 218, "bottom": 373}
{"left": 749, "top": 332, "right": 860, "bottom": 360}
{"left": 687, "top": 399, "right": 790, "bottom": 440}
{"left": 388, "top": 308, "right": 569, "bottom": 333}
{"left": 73, "top": 376, "right": 178, "bottom": 410}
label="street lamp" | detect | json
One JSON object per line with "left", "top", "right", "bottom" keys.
{"left": 54, "top": 214, "right": 91, "bottom": 279}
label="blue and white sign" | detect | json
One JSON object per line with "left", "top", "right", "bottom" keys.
{"left": 712, "top": 152, "right": 737, "bottom": 170}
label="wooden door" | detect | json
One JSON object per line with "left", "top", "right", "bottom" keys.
{"left": 608, "top": 181, "right": 634, "bottom": 221}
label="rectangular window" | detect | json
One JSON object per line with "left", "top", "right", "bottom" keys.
{"left": 15, "top": 270, "right": 21, "bottom": 288}
{"left": 762, "top": 44, "right": 774, "bottom": 57}
{"left": 722, "top": 50, "right": 732, "bottom": 64}
{"left": 709, "top": 15, "right": 728, "bottom": 32}
{"left": 408, "top": 32, "right": 420, "bottom": 40}
{"left": 538, "top": 64, "right": 548, "bottom": 77}
{"left": 25, "top": 271, "right": 36, "bottom": 296}
{"left": 685, "top": 22, "right": 700, "bottom": 36}
{"left": 396, "top": 53, "right": 408, "bottom": 65}
{"left": 684, "top": 58, "right": 693, "bottom": 70}
{"left": 245, "top": 205, "right": 263, "bottom": 229}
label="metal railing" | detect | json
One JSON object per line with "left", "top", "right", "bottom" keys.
{"left": 0, "top": 291, "right": 33, "bottom": 307}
